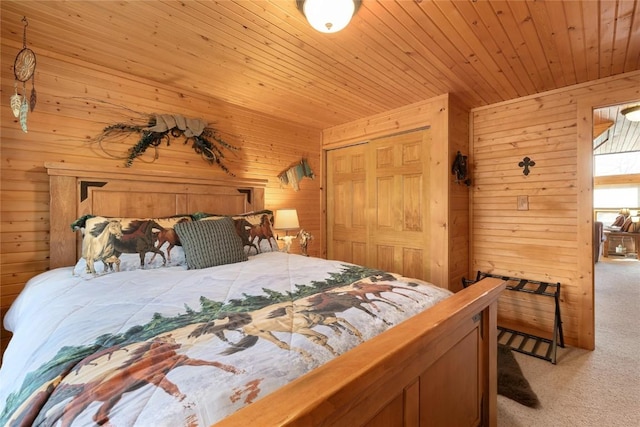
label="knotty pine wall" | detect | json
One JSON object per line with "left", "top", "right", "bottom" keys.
{"left": 0, "top": 45, "right": 323, "bottom": 356}
{"left": 471, "top": 70, "right": 640, "bottom": 350}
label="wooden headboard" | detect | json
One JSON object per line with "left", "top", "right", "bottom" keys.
{"left": 46, "top": 162, "right": 267, "bottom": 269}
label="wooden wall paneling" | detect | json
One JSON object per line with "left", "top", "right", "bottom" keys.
{"left": 448, "top": 95, "right": 471, "bottom": 292}
{"left": 429, "top": 106, "right": 451, "bottom": 289}
{"left": 473, "top": 97, "right": 579, "bottom": 345}
{"left": 471, "top": 71, "right": 640, "bottom": 349}
{"left": 322, "top": 94, "right": 449, "bottom": 149}
{"left": 498, "top": 293, "right": 560, "bottom": 333}
{"left": 0, "top": 44, "right": 323, "bottom": 356}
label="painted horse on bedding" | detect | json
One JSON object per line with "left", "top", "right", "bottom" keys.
{"left": 248, "top": 214, "right": 276, "bottom": 253}
{"left": 34, "top": 335, "right": 240, "bottom": 427}
{"left": 188, "top": 303, "right": 340, "bottom": 362}
{"left": 150, "top": 217, "right": 191, "bottom": 262}
{"left": 188, "top": 290, "right": 384, "bottom": 361}
{"left": 188, "top": 273, "right": 427, "bottom": 362}
{"left": 82, "top": 220, "right": 123, "bottom": 274}
{"left": 234, "top": 218, "right": 259, "bottom": 255}
{"left": 114, "top": 220, "right": 166, "bottom": 268}
{"left": 343, "top": 273, "right": 433, "bottom": 311}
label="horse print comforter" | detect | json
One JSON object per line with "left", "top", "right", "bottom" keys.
{"left": 0, "top": 252, "right": 451, "bottom": 426}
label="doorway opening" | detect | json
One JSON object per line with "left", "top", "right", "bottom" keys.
{"left": 593, "top": 102, "right": 640, "bottom": 262}
{"left": 592, "top": 100, "right": 640, "bottom": 355}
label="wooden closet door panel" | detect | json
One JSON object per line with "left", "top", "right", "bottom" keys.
{"left": 327, "top": 144, "right": 368, "bottom": 263}
{"left": 327, "top": 130, "right": 432, "bottom": 281}
{"left": 369, "top": 130, "right": 431, "bottom": 281}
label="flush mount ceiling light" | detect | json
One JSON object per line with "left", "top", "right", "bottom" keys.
{"left": 621, "top": 105, "right": 640, "bottom": 122}
{"left": 296, "top": 0, "right": 361, "bottom": 33}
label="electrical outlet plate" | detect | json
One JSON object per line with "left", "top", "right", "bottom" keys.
{"left": 517, "top": 195, "right": 529, "bottom": 211}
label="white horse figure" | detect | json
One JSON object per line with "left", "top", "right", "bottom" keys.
{"left": 298, "top": 229, "right": 313, "bottom": 256}
{"left": 82, "top": 220, "right": 123, "bottom": 274}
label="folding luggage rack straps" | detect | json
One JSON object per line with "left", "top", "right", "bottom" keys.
{"left": 462, "top": 271, "right": 565, "bottom": 364}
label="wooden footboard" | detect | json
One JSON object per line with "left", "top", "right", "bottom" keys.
{"left": 216, "top": 277, "right": 505, "bottom": 427}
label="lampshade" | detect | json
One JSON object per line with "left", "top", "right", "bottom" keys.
{"left": 274, "top": 209, "right": 300, "bottom": 230}
{"left": 297, "top": 0, "right": 360, "bottom": 33}
{"left": 621, "top": 105, "right": 640, "bottom": 122}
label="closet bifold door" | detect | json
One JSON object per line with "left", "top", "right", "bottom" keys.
{"left": 327, "top": 143, "right": 369, "bottom": 267}
{"left": 326, "top": 128, "right": 432, "bottom": 283}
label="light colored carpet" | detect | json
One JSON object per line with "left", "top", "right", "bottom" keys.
{"left": 497, "top": 258, "right": 640, "bottom": 427}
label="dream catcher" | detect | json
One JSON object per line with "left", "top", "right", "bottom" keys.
{"left": 10, "top": 17, "right": 37, "bottom": 133}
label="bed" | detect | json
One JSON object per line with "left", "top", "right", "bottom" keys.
{"left": 0, "top": 162, "right": 505, "bottom": 427}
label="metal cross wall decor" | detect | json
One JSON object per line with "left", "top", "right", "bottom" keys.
{"left": 519, "top": 157, "right": 535, "bottom": 176}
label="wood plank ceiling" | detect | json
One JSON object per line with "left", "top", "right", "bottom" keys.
{"left": 2, "top": 0, "right": 640, "bottom": 137}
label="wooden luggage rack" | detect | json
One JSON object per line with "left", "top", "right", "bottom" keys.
{"left": 463, "top": 272, "right": 565, "bottom": 364}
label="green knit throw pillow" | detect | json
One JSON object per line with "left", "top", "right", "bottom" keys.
{"left": 175, "top": 217, "right": 248, "bottom": 269}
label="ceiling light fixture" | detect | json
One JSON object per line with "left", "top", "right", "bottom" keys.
{"left": 296, "top": 0, "right": 361, "bottom": 33}
{"left": 621, "top": 105, "right": 640, "bottom": 122}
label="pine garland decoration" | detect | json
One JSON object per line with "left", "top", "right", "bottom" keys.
{"left": 95, "top": 115, "right": 240, "bottom": 174}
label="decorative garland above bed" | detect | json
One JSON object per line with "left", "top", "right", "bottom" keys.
{"left": 93, "top": 113, "right": 240, "bottom": 174}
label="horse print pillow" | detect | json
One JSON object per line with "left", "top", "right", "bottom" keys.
{"left": 197, "top": 210, "right": 279, "bottom": 255}
{"left": 72, "top": 215, "right": 193, "bottom": 277}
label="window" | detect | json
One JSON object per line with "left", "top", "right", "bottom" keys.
{"left": 594, "top": 152, "right": 640, "bottom": 176}
{"left": 594, "top": 210, "right": 621, "bottom": 226}
{"left": 593, "top": 152, "right": 640, "bottom": 220}
{"left": 593, "top": 185, "right": 640, "bottom": 209}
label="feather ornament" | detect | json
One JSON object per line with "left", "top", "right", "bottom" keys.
{"left": 19, "top": 96, "right": 28, "bottom": 133}
{"left": 10, "top": 88, "right": 22, "bottom": 118}
{"left": 29, "top": 83, "right": 37, "bottom": 112}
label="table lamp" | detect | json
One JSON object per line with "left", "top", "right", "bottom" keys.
{"left": 274, "top": 209, "right": 299, "bottom": 253}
